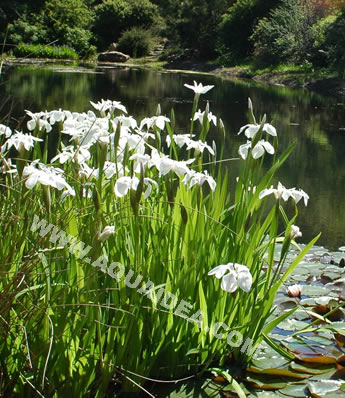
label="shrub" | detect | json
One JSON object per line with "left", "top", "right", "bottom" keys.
{"left": 13, "top": 43, "right": 78, "bottom": 60}
{"left": 117, "top": 27, "right": 153, "bottom": 57}
{"left": 63, "top": 27, "right": 96, "bottom": 58}
{"left": 219, "top": 0, "right": 280, "bottom": 63}
{"left": 7, "top": 15, "right": 48, "bottom": 45}
{"left": 6, "top": 11, "right": 49, "bottom": 50}
{"left": 161, "top": 0, "right": 229, "bottom": 59}
{"left": 93, "top": 0, "right": 158, "bottom": 50}
{"left": 323, "top": 10, "right": 345, "bottom": 74}
{"left": 43, "top": 0, "right": 95, "bottom": 57}
{"left": 309, "top": 14, "right": 337, "bottom": 66}
{"left": 251, "top": 0, "right": 317, "bottom": 66}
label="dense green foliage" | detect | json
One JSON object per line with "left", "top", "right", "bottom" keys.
{"left": 322, "top": 9, "right": 345, "bottom": 72}
{"left": 0, "top": 80, "right": 318, "bottom": 396}
{"left": 1, "top": 0, "right": 345, "bottom": 70}
{"left": 93, "top": 0, "right": 158, "bottom": 50}
{"left": 219, "top": 0, "right": 280, "bottom": 62}
{"left": 251, "top": 0, "right": 316, "bottom": 65}
{"left": 117, "top": 27, "right": 153, "bottom": 57}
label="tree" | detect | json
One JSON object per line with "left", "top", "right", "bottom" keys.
{"left": 41, "top": 0, "right": 95, "bottom": 56}
{"left": 251, "top": 0, "right": 317, "bottom": 65}
{"left": 219, "top": 0, "right": 280, "bottom": 62}
{"left": 323, "top": 9, "right": 345, "bottom": 74}
{"left": 157, "top": 0, "right": 230, "bottom": 59}
{"left": 93, "top": 0, "right": 158, "bottom": 50}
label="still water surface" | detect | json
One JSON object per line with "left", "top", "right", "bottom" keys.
{"left": 1, "top": 65, "right": 345, "bottom": 250}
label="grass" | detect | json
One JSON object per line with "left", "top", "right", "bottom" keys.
{"left": 12, "top": 43, "right": 79, "bottom": 60}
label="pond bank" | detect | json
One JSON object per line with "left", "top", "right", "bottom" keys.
{"left": 3, "top": 56, "right": 345, "bottom": 99}
{"left": 159, "top": 59, "right": 345, "bottom": 99}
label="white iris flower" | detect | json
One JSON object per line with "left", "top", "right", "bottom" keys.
{"left": 208, "top": 263, "right": 253, "bottom": 293}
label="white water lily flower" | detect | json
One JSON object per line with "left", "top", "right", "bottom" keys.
{"left": 22, "top": 162, "right": 73, "bottom": 192}
{"left": 51, "top": 145, "right": 91, "bottom": 164}
{"left": 1, "top": 131, "right": 43, "bottom": 153}
{"left": 184, "top": 80, "right": 214, "bottom": 95}
{"left": 193, "top": 109, "right": 217, "bottom": 126}
{"left": 259, "top": 182, "right": 309, "bottom": 206}
{"left": 238, "top": 123, "right": 277, "bottom": 139}
{"left": 99, "top": 225, "right": 116, "bottom": 241}
{"left": 140, "top": 116, "right": 170, "bottom": 131}
{"left": 183, "top": 170, "right": 216, "bottom": 191}
{"left": 0, "top": 124, "right": 12, "bottom": 138}
{"left": 90, "top": 99, "right": 127, "bottom": 116}
{"left": 290, "top": 225, "right": 302, "bottom": 239}
{"left": 208, "top": 263, "right": 253, "bottom": 293}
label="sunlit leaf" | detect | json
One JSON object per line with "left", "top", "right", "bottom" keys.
{"left": 307, "top": 380, "right": 345, "bottom": 397}
{"left": 246, "top": 374, "right": 287, "bottom": 390}
{"left": 247, "top": 366, "right": 310, "bottom": 379}
{"left": 289, "top": 361, "right": 334, "bottom": 375}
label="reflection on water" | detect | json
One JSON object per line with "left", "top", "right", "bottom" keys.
{"left": 1, "top": 64, "right": 345, "bottom": 250}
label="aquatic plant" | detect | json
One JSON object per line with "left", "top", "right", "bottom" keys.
{"left": 0, "top": 82, "right": 318, "bottom": 396}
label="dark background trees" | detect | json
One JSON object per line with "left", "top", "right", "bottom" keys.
{"left": 1, "top": 0, "right": 345, "bottom": 75}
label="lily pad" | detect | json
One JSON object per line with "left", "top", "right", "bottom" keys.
{"left": 301, "top": 285, "right": 335, "bottom": 298}
{"left": 315, "top": 297, "right": 339, "bottom": 305}
{"left": 251, "top": 356, "right": 290, "bottom": 369}
{"left": 307, "top": 380, "right": 345, "bottom": 397}
{"left": 247, "top": 366, "right": 310, "bottom": 379}
{"left": 290, "top": 361, "right": 334, "bottom": 375}
{"left": 246, "top": 374, "right": 287, "bottom": 390}
{"left": 278, "top": 319, "right": 310, "bottom": 332}
{"left": 301, "top": 298, "right": 317, "bottom": 306}
{"left": 278, "top": 383, "right": 309, "bottom": 397}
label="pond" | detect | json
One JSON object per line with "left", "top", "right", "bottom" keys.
{"left": 1, "top": 64, "right": 345, "bottom": 250}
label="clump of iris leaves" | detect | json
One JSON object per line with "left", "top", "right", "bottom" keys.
{"left": 0, "top": 81, "right": 320, "bottom": 397}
